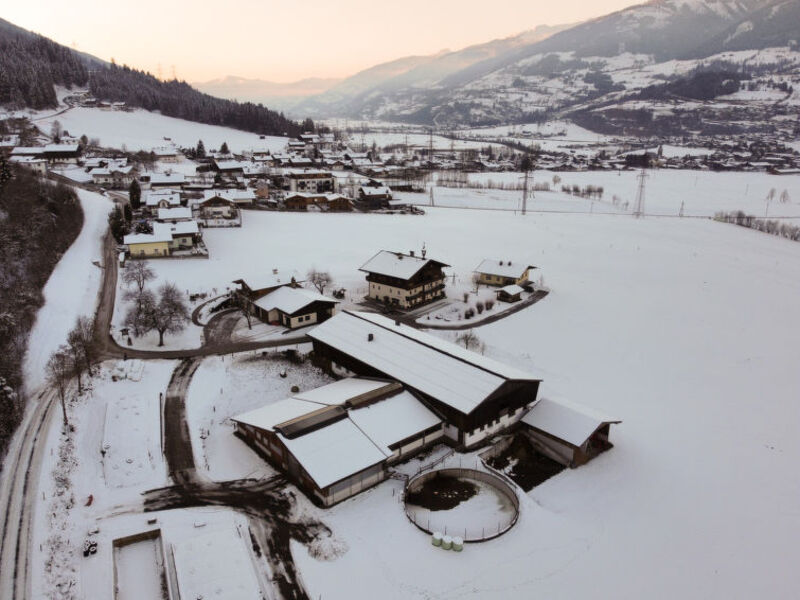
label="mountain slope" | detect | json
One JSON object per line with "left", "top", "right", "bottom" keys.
{"left": 193, "top": 75, "right": 342, "bottom": 108}
{"left": 0, "top": 17, "right": 302, "bottom": 136}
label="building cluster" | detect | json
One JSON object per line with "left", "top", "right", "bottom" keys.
{"left": 233, "top": 310, "right": 619, "bottom": 506}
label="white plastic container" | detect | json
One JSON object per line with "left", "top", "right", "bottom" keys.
{"left": 452, "top": 536, "right": 464, "bottom": 552}
{"left": 431, "top": 532, "right": 442, "bottom": 546}
{"left": 441, "top": 535, "right": 452, "bottom": 550}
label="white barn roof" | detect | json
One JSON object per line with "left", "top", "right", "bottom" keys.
{"left": 293, "top": 378, "right": 393, "bottom": 406}
{"left": 309, "top": 311, "right": 539, "bottom": 415}
{"left": 252, "top": 286, "right": 338, "bottom": 315}
{"left": 359, "top": 250, "right": 448, "bottom": 281}
{"left": 522, "top": 398, "right": 620, "bottom": 447}
{"left": 475, "top": 259, "right": 536, "bottom": 279}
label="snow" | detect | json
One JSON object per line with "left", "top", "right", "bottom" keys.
{"left": 22, "top": 188, "right": 112, "bottom": 393}
{"left": 114, "top": 537, "right": 165, "bottom": 600}
{"left": 359, "top": 249, "right": 444, "bottom": 280}
{"left": 186, "top": 353, "right": 331, "bottom": 481}
{"left": 253, "top": 285, "right": 339, "bottom": 315}
{"left": 522, "top": 397, "right": 619, "bottom": 447}
{"left": 280, "top": 418, "right": 386, "bottom": 489}
{"left": 474, "top": 259, "right": 534, "bottom": 279}
{"left": 234, "top": 397, "right": 327, "bottom": 432}
{"left": 347, "top": 390, "right": 441, "bottom": 455}
{"left": 34, "top": 106, "right": 289, "bottom": 153}
{"left": 171, "top": 524, "right": 264, "bottom": 600}
{"left": 293, "top": 377, "right": 392, "bottom": 406}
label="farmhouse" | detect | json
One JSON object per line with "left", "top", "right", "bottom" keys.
{"left": 285, "top": 169, "right": 334, "bottom": 193}
{"left": 284, "top": 192, "right": 352, "bottom": 212}
{"left": 521, "top": 398, "right": 620, "bottom": 468}
{"left": 309, "top": 311, "right": 541, "bottom": 448}
{"left": 144, "top": 190, "right": 182, "bottom": 212}
{"left": 248, "top": 285, "right": 339, "bottom": 329}
{"left": 196, "top": 195, "right": 238, "bottom": 220}
{"left": 156, "top": 207, "right": 193, "bottom": 223}
{"left": 144, "top": 172, "right": 186, "bottom": 189}
{"left": 153, "top": 147, "right": 181, "bottom": 162}
{"left": 358, "top": 185, "right": 392, "bottom": 209}
{"left": 232, "top": 378, "right": 443, "bottom": 506}
{"left": 360, "top": 250, "right": 448, "bottom": 309}
{"left": 233, "top": 273, "right": 302, "bottom": 301}
{"left": 90, "top": 166, "right": 135, "bottom": 188}
{"left": 123, "top": 230, "right": 172, "bottom": 258}
{"left": 202, "top": 188, "right": 255, "bottom": 206}
{"left": 474, "top": 259, "right": 537, "bottom": 287}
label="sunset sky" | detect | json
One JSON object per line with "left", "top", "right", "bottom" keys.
{"left": 4, "top": 0, "right": 642, "bottom": 83}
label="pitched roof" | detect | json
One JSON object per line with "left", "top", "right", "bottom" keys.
{"left": 359, "top": 250, "right": 448, "bottom": 281}
{"left": 522, "top": 398, "right": 620, "bottom": 447}
{"left": 308, "top": 311, "right": 539, "bottom": 415}
{"left": 475, "top": 259, "right": 536, "bottom": 279}
{"left": 252, "top": 285, "right": 338, "bottom": 316}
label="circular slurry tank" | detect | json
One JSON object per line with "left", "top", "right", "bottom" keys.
{"left": 404, "top": 467, "right": 519, "bottom": 543}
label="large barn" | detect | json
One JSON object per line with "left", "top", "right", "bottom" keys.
{"left": 232, "top": 378, "right": 443, "bottom": 506}
{"left": 309, "top": 311, "right": 541, "bottom": 448}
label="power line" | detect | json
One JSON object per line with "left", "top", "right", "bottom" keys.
{"left": 633, "top": 168, "right": 647, "bottom": 218}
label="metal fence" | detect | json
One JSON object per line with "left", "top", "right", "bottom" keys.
{"left": 404, "top": 467, "right": 519, "bottom": 543}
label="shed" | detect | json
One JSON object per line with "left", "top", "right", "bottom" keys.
{"left": 497, "top": 284, "right": 524, "bottom": 303}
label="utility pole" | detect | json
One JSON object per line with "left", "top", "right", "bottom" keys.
{"left": 430, "top": 186, "right": 434, "bottom": 207}
{"left": 428, "top": 128, "right": 434, "bottom": 168}
{"left": 633, "top": 168, "right": 647, "bottom": 218}
{"left": 522, "top": 170, "right": 529, "bottom": 216}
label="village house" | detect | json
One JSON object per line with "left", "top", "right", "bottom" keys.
{"left": 142, "top": 172, "right": 186, "bottom": 189}
{"left": 196, "top": 195, "right": 239, "bottom": 221}
{"left": 90, "top": 165, "right": 136, "bottom": 188}
{"left": 156, "top": 206, "right": 193, "bottom": 223}
{"left": 123, "top": 230, "right": 172, "bottom": 258}
{"left": 520, "top": 398, "right": 620, "bottom": 468}
{"left": 247, "top": 285, "right": 339, "bottom": 329}
{"left": 232, "top": 378, "right": 443, "bottom": 506}
{"left": 10, "top": 144, "right": 81, "bottom": 165}
{"left": 358, "top": 185, "right": 392, "bottom": 209}
{"left": 153, "top": 147, "right": 181, "bottom": 162}
{"left": 8, "top": 156, "right": 47, "bottom": 174}
{"left": 285, "top": 169, "right": 334, "bottom": 193}
{"left": 309, "top": 311, "right": 542, "bottom": 449}
{"left": 284, "top": 192, "right": 352, "bottom": 212}
{"left": 474, "top": 259, "right": 537, "bottom": 287}
{"left": 233, "top": 273, "right": 302, "bottom": 302}
{"left": 202, "top": 188, "right": 255, "bottom": 207}
{"left": 360, "top": 250, "right": 448, "bottom": 309}
{"left": 144, "top": 190, "right": 182, "bottom": 214}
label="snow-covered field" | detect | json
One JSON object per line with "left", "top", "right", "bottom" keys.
{"left": 22, "top": 161, "right": 800, "bottom": 598}
{"left": 34, "top": 107, "right": 289, "bottom": 153}
{"left": 22, "top": 188, "right": 111, "bottom": 393}
{"left": 186, "top": 352, "right": 331, "bottom": 481}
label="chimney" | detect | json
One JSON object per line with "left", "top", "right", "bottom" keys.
{"left": 409, "top": 250, "right": 415, "bottom": 257}
{"left": 272, "top": 268, "right": 278, "bottom": 275}
{"left": 508, "top": 260, "right": 512, "bottom": 266}
{"left": 395, "top": 320, "right": 401, "bottom": 326}
{"left": 499, "top": 260, "right": 503, "bottom": 266}
{"left": 367, "top": 333, "right": 374, "bottom": 342}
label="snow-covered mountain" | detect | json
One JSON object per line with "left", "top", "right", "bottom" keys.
{"left": 295, "top": 0, "right": 800, "bottom": 129}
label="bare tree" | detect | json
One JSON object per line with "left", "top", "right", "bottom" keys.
{"left": 471, "top": 272, "right": 481, "bottom": 292}
{"left": 67, "top": 316, "right": 96, "bottom": 379}
{"left": 124, "top": 288, "right": 156, "bottom": 338}
{"left": 456, "top": 330, "right": 484, "bottom": 353}
{"left": 148, "top": 283, "right": 190, "bottom": 347}
{"left": 780, "top": 189, "right": 790, "bottom": 204}
{"left": 46, "top": 347, "right": 72, "bottom": 428}
{"left": 122, "top": 260, "right": 156, "bottom": 294}
{"left": 307, "top": 269, "right": 333, "bottom": 294}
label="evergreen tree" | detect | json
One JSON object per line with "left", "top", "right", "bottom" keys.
{"left": 128, "top": 179, "right": 141, "bottom": 210}
{"left": 108, "top": 205, "right": 129, "bottom": 243}
{"left": 123, "top": 203, "right": 132, "bottom": 223}
{"left": 220, "top": 141, "right": 229, "bottom": 154}
{"left": 196, "top": 139, "right": 206, "bottom": 158}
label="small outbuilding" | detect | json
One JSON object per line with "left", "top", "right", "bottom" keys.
{"left": 521, "top": 398, "right": 620, "bottom": 468}
{"left": 496, "top": 284, "right": 524, "bottom": 303}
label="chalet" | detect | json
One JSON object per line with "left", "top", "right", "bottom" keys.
{"left": 212, "top": 159, "right": 247, "bottom": 175}
{"left": 496, "top": 284, "right": 523, "bottom": 303}
{"left": 90, "top": 166, "right": 135, "bottom": 188}
{"left": 123, "top": 229, "right": 172, "bottom": 258}
{"left": 9, "top": 156, "right": 47, "bottom": 174}
{"left": 155, "top": 220, "right": 200, "bottom": 251}
{"left": 474, "top": 259, "right": 537, "bottom": 287}
{"left": 248, "top": 285, "right": 339, "bottom": 329}
{"left": 197, "top": 195, "right": 238, "bottom": 220}
{"left": 143, "top": 172, "right": 186, "bottom": 189}
{"left": 233, "top": 273, "right": 302, "bottom": 301}
{"left": 521, "top": 398, "right": 620, "bottom": 468}
{"left": 358, "top": 185, "right": 392, "bottom": 209}
{"left": 232, "top": 378, "right": 442, "bottom": 506}
{"left": 285, "top": 169, "right": 334, "bottom": 193}
{"left": 42, "top": 144, "right": 81, "bottom": 165}
{"left": 202, "top": 188, "right": 255, "bottom": 206}
{"left": 153, "top": 147, "right": 181, "bottom": 162}
{"left": 284, "top": 193, "right": 352, "bottom": 212}
{"left": 309, "top": 311, "right": 541, "bottom": 448}
{"left": 144, "top": 190, "right": 182, "bottom": 212}
{"left": 156, "top": 207, "right": 193, "bottom": 223}
{"left": 360, "top": 250, "right": 448, "bottom": 309}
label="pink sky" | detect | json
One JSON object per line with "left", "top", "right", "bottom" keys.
{"left": 5, "top": 0, "right": 642, "bottom": 82}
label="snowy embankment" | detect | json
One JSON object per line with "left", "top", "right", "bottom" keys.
{"left": 23, "top": 188, "right": 111, "bottom": 393}
{"left": 34, "top": 107, "right": 288, "bottom": 153}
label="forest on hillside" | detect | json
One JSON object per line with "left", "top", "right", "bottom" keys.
{"left": 0, "top": 161, "right": 84, "bottom": 459}
{"left": 0, "top": 20, "right": 301, "bottom": 136}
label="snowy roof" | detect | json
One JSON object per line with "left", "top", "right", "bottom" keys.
{"left": 359, "top": 185, "right": 391, "bottom": 196}
{"left": 233, "top": 397, "right": 324, "bottom": 432}
{"left": 498, "top": 284, "right": 524, "bottom": 295}
{"left": 203, "top": 188, "right": 255, "bottom": 202}
{"left": 153, "top": 220, "right": 199, "bottom": 237}
{"left": 359, "top": 250, "right": 448, "bottom": 280}
{"left": 522, "top": 398, "right": 620, "bottom": 447}
{"left": 293, "top": 378, "right": 393, "bottom": 406}
{"left": 279, "top": 418, "right": 386, "bottom": 489}
{"left": 171, "top": 527, "right": 263, "bottom": 600}
{"left": 309, "top": 311, "right": 539, "bottom": 415}
{"left": 123, "top": 231, "right": 171, "bottom": 244}
{"left": 157, "top": 207, "right": 192, "bottom": 220}
{"left": 214, "top": 160, "right": 247, "bottom": 170}
{"left": 43, "top": 143, "right": 80, "bottom": 153}
{"left": 348, "top": 390, "right": 441, "bottom": 453}
{"left": 475, "top": 259, "right": 536, "bottom": 279}
{"left": 147, "top": 172, "right": 185, "bottom": 185}
{"left": 145, "top": 192, "right": 181, "bottom": 206}
{"left": 252, "top": 285, "right": 338, "bottom": 315}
